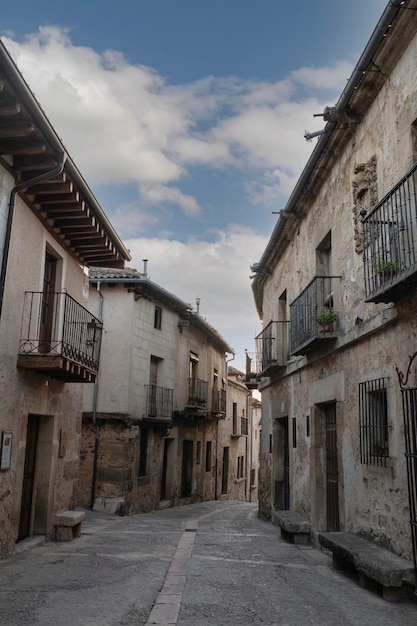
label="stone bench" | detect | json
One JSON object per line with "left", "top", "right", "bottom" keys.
{"left": 273, "top": 510, "right": 311, "bottom": 545}
{"left": 319, "top": 531, "right": 415, "bottom": 601}
{"left": 55, "top": 511, "right": 85, "bottom": 541}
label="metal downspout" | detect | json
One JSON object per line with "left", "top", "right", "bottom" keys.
{"left": 0, "top": 155, "right": 67, "bottom": 319}
{"left": 90, "top": 281, "right": 103, "bottom": 510}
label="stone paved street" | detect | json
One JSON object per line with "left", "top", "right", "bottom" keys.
{"left": 0, "top": 500, "right": 416, "bottom": 625}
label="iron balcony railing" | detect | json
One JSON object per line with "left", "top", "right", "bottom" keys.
{"left": 212, "top": 387, "right": 226, "bottom": 414}
{"left": 19, "top": 291, "right": 102, "bottom": 372}
{"left": 145, "top": 384, "right": 174, "bottom": 418}
{"left": 255, "top": 320, "right": 289, "bottom": 373}
{"left": 290, "top": 276, "right": 340, "bottom": 356}
{"left": 188, "top": 377, "right": 208, "bottom": 408}
{"left": 362, "top": 160, "right": 417, "bottom": 302}
{"left": 245, "top": 350, "right": 262, "bottom": 380}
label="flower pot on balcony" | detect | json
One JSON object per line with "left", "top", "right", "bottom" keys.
{"left": 375, "top": 261, "right": 397, "bottom": 286}
{"left": 316, "top": 310, "right": 337, "bottom": 334}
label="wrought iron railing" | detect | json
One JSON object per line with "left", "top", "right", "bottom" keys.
{"left": 188, "top": 378, "right": 208, "bottom": 408}
{"left": 359, "top": 378, "right": 389, "bottom": 468}
{"left": 245, "top": 350, "right": 262, "bottom": 380}
{"left": 362, "top": 160, "right": 417, "bottom": 300}
{"left": 289, "top": 276, "right": 340, "bottom": 355}
{"left": 145, "top": 384, "right": 174, "bottom": 418}
{"left": 255, "top": 321, "right": 289, "bottom": 372}
{"left": 212, "top": 387, "right": 226, "bottom": 413}
{"left": 19, "top": 291, "right": 102, "bottom": 372}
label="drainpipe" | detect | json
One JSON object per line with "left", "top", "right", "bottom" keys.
{"left": 90, "top": 280, "right": 103, "bottom": 510}
{"left": 0, "top": 155, "right": 67, "bottom": 319}
{"left": 246, "top": 392, "right": 252, "bottom": 502}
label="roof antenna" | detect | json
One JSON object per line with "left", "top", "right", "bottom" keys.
{"left": 196, "top": 298, "right": 200, "bottom": 314}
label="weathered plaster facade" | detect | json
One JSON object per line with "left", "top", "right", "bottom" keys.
{"left": 78, "top": 268, "right": 254, "bottom": 515}
{"left": 252, "top": 1, "right": 417, "bottom": 562}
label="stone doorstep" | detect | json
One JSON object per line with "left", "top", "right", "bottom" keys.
{"left": 319, "top": 531, "right": 416, "bottom": 600}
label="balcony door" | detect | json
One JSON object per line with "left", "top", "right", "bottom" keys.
{"left": 39, "top": 251, "right": 57, "bottom": 353}
{"left": 149, "top": 356, "right": 159, "bottom": 417}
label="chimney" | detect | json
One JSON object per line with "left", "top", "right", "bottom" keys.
{"left": 196, "top": 298, "right": 200, "bottom": 314}
{"left": 142, "top": 259, "right": 148, "bottom": 277}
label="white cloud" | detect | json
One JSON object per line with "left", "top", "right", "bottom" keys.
{"left": 2, "top": 27, "right": 348, "bottom": 217}
{"left": 290, "top": 60, "right": 354, "bottom": 91}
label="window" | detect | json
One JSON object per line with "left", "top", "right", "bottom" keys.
{"left": 232, "top": 402, "right": 238, "bottom": 434}
{"left": 154, "top": 306, "right": 162, "bottom": 330}
{"left": 205, "top": 441, "right": 212, "bottom": 472}
{"left": 241, "top": 416, "right": 248, "bottom": 435}
{"left": 196, "top": 441, "right": 201, "bottom": 465}
{"left": 138, "top": 428, "right": 149, "bottom": 476}
{"left": 237, "top": 455, "right": 245, "bottom": 479}
{"left": 359, "top": 378, "right": 389, "bottom": 466}
{"left": 292, "top": 417, "right": 297, "bottom": 448}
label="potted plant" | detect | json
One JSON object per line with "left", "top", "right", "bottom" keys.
{"left": 375, "top": 260, "right": 397, "bottom": 285}
{"left": 316, "top": 310, "right": 338, "bottom": 333}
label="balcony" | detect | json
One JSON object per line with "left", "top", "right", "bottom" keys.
{"left": 362, "top": 161, "right": 417, "bottom": 303}
{"left": 255, "top": 321, "right": 289, "bottom": 376}
{"left": 17, "top": 291, "right": 102, "bottom": 382}
{"left": 211, "top": 387, "right": 226, "bottom": 416}
{"left": 187, "top": 378, "right": 209, "bottom": 409}
{"left": 290, "top": 276, "right": 340, "bottom": 356}
{"left": 144, "top": 384, "right": 173, "bottom": 427}
{"left": 245, "top": 350, "right": 262, "bottom": 388}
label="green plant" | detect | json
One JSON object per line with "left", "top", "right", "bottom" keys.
{"left": 375, "top": 259, "right": 397, "bottom": 274}
{"left": 316, "top": 310, "right": 338, "bottom": 324}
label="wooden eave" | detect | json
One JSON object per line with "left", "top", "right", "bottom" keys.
{"left": 0, "top": 44, "right": 130, "bottom": 269}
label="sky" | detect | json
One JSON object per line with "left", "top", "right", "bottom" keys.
{"left": 1, "top": 0, "right": 388, "bottom": 371}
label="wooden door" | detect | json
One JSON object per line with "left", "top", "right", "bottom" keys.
{"left": 325, "top": 403, "right": 340, "bottom": 531}
{"left": 18, "top": 415, "right": 40, "bottom": 541}
{"left": 181, "top": 440, "right": 193, "bottom": 497}
{"left": 221, "top": 446, "right": 229, "bottom": 494}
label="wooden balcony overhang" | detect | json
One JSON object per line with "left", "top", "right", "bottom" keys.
{"left": 0, "top": 42, "right": 130, "bottom": 269}
{"left": 290, "top": 332, "right": 338, "bottom": 358}
{"left": 173, "top": 408, "right": 215, "bottom": 422}
{"left": 17, "top": 354, "right": 97, "bottom": 383}
{"left": 142, "top": 415, "right": 174, "bottom": 431}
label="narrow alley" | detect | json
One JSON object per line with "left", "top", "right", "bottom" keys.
{"left": 0, "top": 501, "right": 415, "bottom": 626}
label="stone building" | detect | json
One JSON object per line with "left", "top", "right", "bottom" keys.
{"left": 226, "top": 366, "right": 261, "bottom": 502}
{"left": 249, "top": 0, "right": 417, "bottom": 569}
{"left": 0, "top": 42, "right": 130, "bottom": 557}
{"left": 78, "top": 266, "right": 244, "bottom": 515}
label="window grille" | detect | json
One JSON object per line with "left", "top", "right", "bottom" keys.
{"left": 359, "top": 378, "right": 389, "bottom": 466}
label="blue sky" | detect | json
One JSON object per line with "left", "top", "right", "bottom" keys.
{"left": 2, "top": 0, "right": 388, "bottom": 369}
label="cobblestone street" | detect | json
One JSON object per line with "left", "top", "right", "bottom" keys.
{"left": 1, "top": 501, "right": 416, "bottom": 625}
